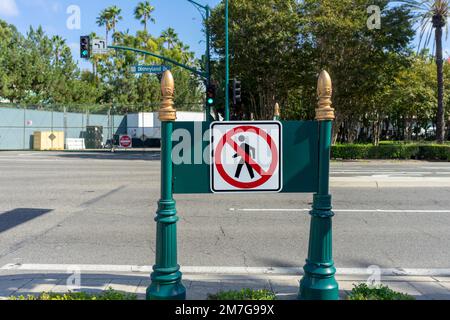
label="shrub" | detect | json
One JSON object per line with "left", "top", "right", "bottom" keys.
{"left": 207, "top": 288, "right": 277, "bottom": 300}
{"left": 332, "top": 144, "right": 449, "bottom": 161}
{"left": 10, "top": 288, "right": 137, "bottom": 300}
{"left": 348, "top": 283, "right": 415, "bottom": 300}
{"left": 418, "top": 145, "right": 450, "bottom": 161}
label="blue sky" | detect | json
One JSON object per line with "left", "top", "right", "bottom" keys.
{"left": 0, "top": 0, "right": 448, "bottom": 70}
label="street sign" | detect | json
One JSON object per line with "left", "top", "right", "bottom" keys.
{"left": 210, "top": 121, "right": 282, "bottom": 193}
{"left": 119, "top": 135, "right": 132, "bottom": 148}
{"left": 92, "top": 38, "right": 108, "bottom": 55}
{"left": 130, "top": 65, "right": 171, "bottom": 74}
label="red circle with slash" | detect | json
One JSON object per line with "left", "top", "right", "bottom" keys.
{"left": 214, "top": 126, "right": 279, "bottom": 189}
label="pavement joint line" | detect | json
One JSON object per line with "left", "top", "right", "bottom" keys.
{"left": 228, "top": 208, "right": 450, "bottom": 213}
{"left": 2, "top": 264, "right": 450, "bottom": 277}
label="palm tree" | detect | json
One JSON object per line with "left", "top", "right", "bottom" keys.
{"left": 134, "top": 1, "right": 155, "bottom": 33}
{"left": 403, "top": 0, "right": 449, "bottom": 143}
{"left": 96, "top": 10, "right": 110, "bottom": 43}
{"left": 161, "top": 28, "right": 179, "bottom": 49}
{"left": 96, "top": 6, "right": 123, "bottom": 45}
{"left": 106, "top": 6, "right": 123, "bottom": 41}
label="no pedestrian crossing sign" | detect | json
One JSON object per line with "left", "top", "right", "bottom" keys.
{"left": 210, "top": 121, "right": 282, "bottom": 193}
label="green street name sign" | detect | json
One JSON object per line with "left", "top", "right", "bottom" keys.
{"left": 131, "top": 65, "right": 171, "bottom": 74}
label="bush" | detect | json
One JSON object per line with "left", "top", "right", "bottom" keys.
{"left": 10, "top": 288, "right": 137, "bottom": 300}
{"left": 207, "top": 288, "right": 277, "bottom": 301}
{"left": 332, "top": 143, "right": 450, "bottom": 161}
{"left": 348, "top": 283, "right": 415, "bottom": 300}
{"left": 418, "top": 145, "right": 450, "bottom": 161}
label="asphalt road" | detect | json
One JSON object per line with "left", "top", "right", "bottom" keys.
{"left": 0, "top": 151, "right": 449, "bottom": 270}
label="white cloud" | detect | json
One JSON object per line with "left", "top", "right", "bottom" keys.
{"left": 0, "top": 0, "right": 19, "bottom": 17}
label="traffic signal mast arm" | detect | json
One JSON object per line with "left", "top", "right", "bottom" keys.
{"left": 108, "top": 45, "right": 208, "bottom": 80}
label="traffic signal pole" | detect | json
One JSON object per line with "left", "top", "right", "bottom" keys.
{"left": 225, "top": 0, "right": 230, "bottom": 121}
{"left": 187, "top": 0, "right": 214, "bottom": 122}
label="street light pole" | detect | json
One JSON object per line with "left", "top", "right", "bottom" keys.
{"left": 225, "top": 0, "right": 230, "bottom": 121}
{"left": 299, "top": 70, "right": 339, "bottom": 300}
{"left": 147, "top": 71, "right": 186, "bottom": 300}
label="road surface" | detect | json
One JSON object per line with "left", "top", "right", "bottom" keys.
{"left": 0, "top": 151, "right": 449, "bottom": 271}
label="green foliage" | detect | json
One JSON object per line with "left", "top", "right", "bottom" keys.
{"left": 0, "top": 2, "right": 203, "bottom": 114}
{"left": 348, "top": 283, "right": 415, "bottom": 300}
{"left": 207, "top": 289, "right": 277, "bottom": 301}
{"left": 10, "top": 288, "right": 137, "bottom": 300}
{"left": 332, "top": 143, "right": 450, "bottom": 160}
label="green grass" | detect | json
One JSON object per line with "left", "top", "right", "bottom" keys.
{"left": 9, "top": 288, "right": 137, "bottom": 300}
{"left": 347, "top": 283, "right": 415, "bottom": 300}
{"left": 207, "top": 288, "right": 277, "bottom": 300}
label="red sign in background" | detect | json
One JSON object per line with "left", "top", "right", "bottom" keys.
{"left": 119, "top": 135, "right": 132, "bottom": 148}
{"left": 214, "top": 126, "right": 279, "bottom": 189}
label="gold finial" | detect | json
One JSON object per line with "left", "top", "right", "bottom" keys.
{"left": 159, "top": 70, "right": 177, "bottom": 122}
{"left": 315, "top": 70, "right": 335, "bottom": 121}
{"left": 274, "top": 103, "right": 280, "bottom": 118}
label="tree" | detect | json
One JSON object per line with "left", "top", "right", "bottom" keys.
{"left": 161, "top": 28, "right": 179, "bottom": 49}
{"left": 209, "top": 0, "right": 304, "bottom": 119}
{"left": 96, "top": 10, "right": 111, "bottom": 43}
{"left": 134, "top": 1, "right": 155, "bottom": 33}
{"left": 106, "top": 5, "right": 123, "bottom": 42}
{"left": 96, "top": 6, "right": 123, "bottom": 44}
{"left": 403, "top": 0, "right": 449, "bottom": 143}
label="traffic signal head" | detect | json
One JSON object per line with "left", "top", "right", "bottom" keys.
{"left": 80, "top": 36, "right": 90, "bottom": 59}
{"left": 206, "top": 84, "right": 216, "bottom": 107}
{"left": 233, "top": 79, "right": 242, "bottom": 105}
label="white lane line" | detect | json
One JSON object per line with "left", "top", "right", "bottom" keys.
{"left": 2, "top": 264, "right": 450, "bottom": 276}
{"left": 229, "top": 208, "right": 450, "bottom": 213}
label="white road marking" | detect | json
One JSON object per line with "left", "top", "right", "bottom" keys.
{"left": 2, "top": 264, "right": 450, "bottom": 276}
{"left": 229, "top": 208, "right": 450, "bottom": 213}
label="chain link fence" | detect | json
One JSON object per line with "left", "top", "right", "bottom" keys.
{"left": 0, "top": 103, "right": 204, "bottom": 150}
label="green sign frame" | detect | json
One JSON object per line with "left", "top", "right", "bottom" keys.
{"left": 172, "top": 121, "right": 319, "bottom": 194}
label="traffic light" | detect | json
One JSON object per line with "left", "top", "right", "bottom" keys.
{"left": 206, "top": 84, "right": 216, "bottom": 107}
{"left": 80, "top": 36, "right": 90, "bottom": 59}
{"left": 232, "top": 78, "right": 242, "bottom": 105}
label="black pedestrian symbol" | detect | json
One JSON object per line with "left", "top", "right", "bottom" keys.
{"left": 233, "top": 135, "right": 256, "bottom": 179}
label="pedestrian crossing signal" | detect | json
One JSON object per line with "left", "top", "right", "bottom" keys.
{"left": 80, "top": 36, "right": 90, "bottom": 59}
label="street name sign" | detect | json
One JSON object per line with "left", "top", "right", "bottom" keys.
{"left": 92, "top": 38, "right": 108, "bottom": 55}
{"left": 210, "top": 121, "right": 282, "bottom": 193}
{"left": 131, "top": 65, "right": 171, "bottom": 74}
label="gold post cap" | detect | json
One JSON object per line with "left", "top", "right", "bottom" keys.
{"left": 159, "top": 70, "right": 177, "bottom": 122}
{"left": 316, "top": 70, "right": 335, "bottom": 121}
{"left": 274, "top": 103, "right": 280, "bottom": 117}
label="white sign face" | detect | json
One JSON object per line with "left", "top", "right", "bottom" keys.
{"left": 210, "top": 121, "right": 282, "bottom": 193}
{"left": 92, "top": 38, "right": 108, "bottom": 55}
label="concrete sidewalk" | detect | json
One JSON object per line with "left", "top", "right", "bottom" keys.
{"left": 1, "top": 271, "right": 450, "bottom": 300}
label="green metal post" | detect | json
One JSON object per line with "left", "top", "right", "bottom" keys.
{"left": 147, "top": 71, "right": 186, "bottom": 300}
{"left": 205, "top": 5, "right": 214, "bottom": 122}
{"left": 225, "top": 0, "right": 230, "bottom": 121}
{"left": 299, "top": 71, "right": 339, "bottom": 300}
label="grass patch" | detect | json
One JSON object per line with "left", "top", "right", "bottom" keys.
{"left": 207, "top": 288, "right": 277, "bottom": 300}
{"left": 347, "top": 283, "right": 415, "bottom": 300}
{"left": 10, "top": 288, "right": 137, "bottom": 300}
